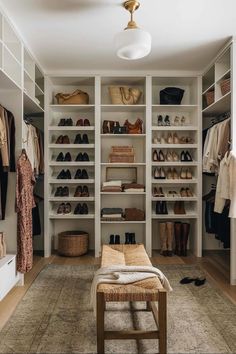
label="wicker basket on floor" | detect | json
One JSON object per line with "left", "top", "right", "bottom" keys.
{"left": 58, "top": 231, "right": 89, "bottom": 257}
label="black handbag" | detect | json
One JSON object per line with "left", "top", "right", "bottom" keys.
{"left": 113, "top": 126, "right": 128, "bottom": 134}
{"left": 160, "top": 87, "right": 185, "bottom": 105}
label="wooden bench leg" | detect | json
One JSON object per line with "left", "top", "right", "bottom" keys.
{"left": 97, "top": 292, "right": 105, "bottom": 354}
{"left": 158, "top": 290, "right": 167, "bottom": 354}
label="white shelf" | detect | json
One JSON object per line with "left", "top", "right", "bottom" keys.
{"left": 101, "top": 163, "right": 146, "bottom": 167}
{"left": 152, "top": 144, "right": 197, "bottom": 148}
{"left": 202, "top": 91, "right": 231, "bottom": 116}
{"left": 49, "top": 179, "right": 95, "bottom": 184}
{"left": 202, "top": 83, "right": 215, "bottom": 96}
{"left": 49, "top": 197, "right": 95, "bottom": 202}
{"left": 152, "top": 105, "right": 198, "bottom": 112}
{"left": 101, "top": 134, "right": 146, "bottom": 138}
{"left": 101, "top": 192, "right": 146, "bottom": 195}
{"left": 152, "top": 161, "right": 198, "bottom": 166}
{"left": 215, "top": 68, "right": 231, "bottom": 84}
{"left": 152, "top": 197, "right": 197, "bottom": 201}
{"left": 101, "top": 104, "right": 146, "bottom": 112}
{"left": 152, "top": 179, "right": 197, "bottom": 184}
{"left": 101, "top": 220, "right": 146, "bottom": 224}
{"left": 152, "top": 213, "right": 198, "bottom": 219}
{"left": 49, "top": 162, "right": 94, "bottom": 166}
{"left": 152, "top": 126, "right": 198, "bottom": 131}
{"left": 50, "top": 214, "right": 95, "bottom": 219}
{"left": 24, "top": 91, "right": 44, "bottom": 114}
{"left": 49, "top": 104, "right": 95, "bottom": 112}
{"left": 49, "top": 126, "right": 95, "bottom": 131}
{"left": 49, "top": 144, "right": 95, "bottom": 149}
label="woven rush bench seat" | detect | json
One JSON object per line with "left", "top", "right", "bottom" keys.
{"left": 96, "top": 244, "right": 167, "bottom": 354}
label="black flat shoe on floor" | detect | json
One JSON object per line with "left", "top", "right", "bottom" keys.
{"left": 195, "top": 278, "right": 206, "bottom": 286}
{"left": 180, "top": 277, "right": 197, "bottom": 284}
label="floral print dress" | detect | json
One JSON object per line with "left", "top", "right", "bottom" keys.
{"left": 16, "top": 152, "right": 35, "bottom": 273}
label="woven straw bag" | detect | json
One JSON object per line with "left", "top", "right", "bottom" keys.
{"left": 55, "top": 89, "right": 89, "bottom": 105}
{"left": 109, "top": 86, "right": 142, "bottom": 105}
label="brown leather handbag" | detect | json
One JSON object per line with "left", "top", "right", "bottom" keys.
{"left": 55, "top": 89, "right": 89, "bottom": 105}
{"left": 124, "top": 118, "right": 143, "bottom": 134}
{"left": 125, "top": 208, "right": 145, "bottom": 221}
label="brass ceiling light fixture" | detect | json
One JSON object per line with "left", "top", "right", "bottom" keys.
{"left": 114, "top": 0, "right": 151, "bottom": 60}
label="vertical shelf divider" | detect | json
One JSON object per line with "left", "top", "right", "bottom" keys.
{"left": 95, "top": 75, "right": 101, "bottom": 257}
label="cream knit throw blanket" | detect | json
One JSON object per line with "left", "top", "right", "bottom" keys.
{"left": 90, "top": 265, "right": 173, "bottom": 314}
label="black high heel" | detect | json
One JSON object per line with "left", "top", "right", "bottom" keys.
{"left": 157, "top": 115, "right": 163, "bottom": 126}
{"left": 195, "top": 278, "right": 206, "bottom": 286}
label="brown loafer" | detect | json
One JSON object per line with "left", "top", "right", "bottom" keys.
{"left": 81, "top": 185, "right": 89, "bottom": 197}
{"left": 84, "top": 119, "right": 90, "bottom": 126}
{"left": 64, "top": 203, "right": 72, "bottom": 214}
{"left": 76, "top": 119, "right": 83, "bottom": 126}
{"left": 57, "top": 203, "right": 65, "bottom": 214}
{"left": 63, "top": 135, "right": 70, "bottom": 144}
{"left": 74, "top": 186, "right": 82, "bottom": 197}
{"left": 56, "top": 135, "right": 64, "bottom": 144}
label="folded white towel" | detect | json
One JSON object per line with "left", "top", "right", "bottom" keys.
{"left": 103, "top": 180, "right": 122, "bottom": 187}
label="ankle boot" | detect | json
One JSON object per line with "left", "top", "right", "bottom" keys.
{"left": 166, "top": 222, "right": 174, "bottom": 256}
{"left": 115, "top": 235, "right": 120, "bottom": 244}
{"left": 130, "top": 233, "right": 136, "bottom": 244}
{"left": 125, "top": 232, "right": 131, "bottom": 244}
{"left": 159, "top": 222, "right": 168, "bottom": 256}
{"left": 161, "top": 201, "right": 168, "bottom": 214}
{"left": 109, "top": 234, "right": 115, "bottom": 245}
{"left": 181, "top": 223, "right": 190, "bottom": 256}
{"left": 174, "top": 222, "right": 182, "bottom": 256}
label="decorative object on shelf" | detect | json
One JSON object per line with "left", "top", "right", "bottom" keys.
{"left": 180, "top": 151, "right": 193, "bottom": 162}
{"left": 205, "top": 90, "right": 214, "bottom": 107}
{"left": 160, "top": 87, "right": 185, "bottom": 105}
{"left": 74, "top": 203, "right": 88, "bottom": 215}
{"left": 109, "top": 145, "right": 135, "bottom": 163}
{"left": 76, "top": 118, "right": 90, "bottom": 126}
{"left": 124, "top": 118, "right": 143, "bottom": 134}
{"left": 159, "top": 222, "right": 173, "bottom": 257}
{"left": 0, "top": 232, "right": 6, "bottom": 259}
{"left": 155, "top": 201, "right": 168, "bottom": 214}
{"left": 55, "top": 89, "right": 89, "bottom": 105}
{"left": 114, "top": 0, "right": 151, "bottom": 60}
{"left": 174, "top": 222, "right": 190, "bottom": 256}
{"left": 174, "top": 201, "right": 186, "bottom": 214}
{"left": 58, "top": 231, "right": 89, "bottom": 257}
{"left": 57, "top": 169, "right": 71, "bottom": 179}
{"left": 109, "top": 86, "right": 142, "bottom": 105}
{"left": 220, "top": 78, "right": 231, "bottom": 96}
{"left": 55, "top": 135, "right": 70, "bottom": 144}
{"left": 157, "top": 114, "right": 170, "bottom": 126}
{"left": 58, "top": 118, "right": 73, "bottom": 126}
{"left": 124, "top": 208, "right": 145, "bottom": 221}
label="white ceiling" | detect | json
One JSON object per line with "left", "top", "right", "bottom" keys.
{"left": 0, "top": 0, "right": 236, "bottom": 73}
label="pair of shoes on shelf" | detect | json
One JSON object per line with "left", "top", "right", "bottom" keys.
{"left": 57, "top": 202, "right": 71, "bottom": 214}
{"left": 58, "top": 118, "right": 73, "bottom": 126}
{"left": 57, "top": 169, "right": 71, "bottom": 179}
{"left": 156, "top": 201, "right": 168, "bottom": 214}
{"left": 109, "top": 234, "right": 121, "bottom": 244}
{"left": 180, "top": 168, "right": 192, "bottom": 179}
{"left": 181, "top": 151, "right": 193, "bottom": 161}
{"left": 74, "top": 133, "right": 89, "bottom": 144}
{"left": 180, "top": 188, "right": 193, "bottom": 197}
{"left": 75, "top": 169, "right": 89, "bottom": 179}
{"left": 159, "top": 222, "right": 174, "bottom": 257}
{"left": 180, "top": 277, "right": 206, "bottom": 286}
{"left": 154, "top": 167, "right": 166, "bottom": 179}
{"left": 173, "top": 116, "right": 186, "bottom": 126}
{"left": 153, "top": 135, "right": 166, "bottom": 144}
{"left": 174, "top": 201, "right": 186, "bottom": 214}
{"left": 75, "top": 152, "right": 90, "bottom": 161}
{"left": 153, "top": 149, "right": 165, "bottom": 161}
{"left": 74, "top": 185, "right": 89, "bottom": 197}
{"left": 168, "top": 191, "right": 178, "bottom": 197}
{"left": 76, "top": 118, "right": 90, "bottom": 126}
{"left": 125, "top": 232, "right": 136, "bottom": 244}
{"left": 55, "top": 186, "right": 69, "bottom": 197}
{"left": 180, "top": 136, "right": 194, "bottom": 144}
{"left": 55, "top": 135, "right": 70, "bottom": 144}
{"left": 157, "top": 115, "right": 170, "bottom": 126}
{"left": 56, "top": 152, "right": 72, "bottom": 162}
{"left": 153, "top": 187, "right": 164, "bottom": 197}
{"left": 166, "top": 168, "right": 178, "bottom": 179}
{"left": 166, "top": 151, "right": 179, "bottom": 162}
{"left": 74, "top": 203, "right": 88, "bottom": 214}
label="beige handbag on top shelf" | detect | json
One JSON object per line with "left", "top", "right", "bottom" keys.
{"left": 109, "top": 86, "right": 142, "bottom": 105}
{"left": 55, "top": 89, "right": 89, "bottom": 105}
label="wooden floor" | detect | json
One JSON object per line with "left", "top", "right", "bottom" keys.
{"left": 0, "top": 250, "right": 235, "bottom": 331}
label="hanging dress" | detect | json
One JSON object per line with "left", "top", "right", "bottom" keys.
{"left": 16, "top": 151, "right": 35, "bottom": 273}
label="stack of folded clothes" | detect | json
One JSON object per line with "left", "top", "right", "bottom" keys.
{"left": 101, "top": 180, "right": 122, "bottom": 192}
{"left": 122, "top": 183, "right": 145, "bottom": 192}
{"left": 101, "top": 208, "right": 123, "bottom": 221}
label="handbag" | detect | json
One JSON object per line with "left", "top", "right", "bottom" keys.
{"left": 160, "top": 87, "right": 185, "bottom": 105}
{"left": 102, "top": 120, "right": 120, "bottom": 134}
{"left": 55, "top": 89, "right": 89, "bottom": 105}
{"left": 113, "top": 126, "right": 128, "bottom": 134}
{"left": 124, "top": 118, "right": 143, "bottom": 134}
{"left": 109, "top": 86, "right": 142, "bottom": 105}
{"left": 124, "top": 208, "right": 145, "bottom": 221}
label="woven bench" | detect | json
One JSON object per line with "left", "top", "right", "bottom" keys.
{"left": 96, "top": 244, "right": 167, "bottom": 354}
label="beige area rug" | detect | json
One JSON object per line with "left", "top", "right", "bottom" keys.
{"left": 0, "top": 264, "right": 236, "bottom": 354}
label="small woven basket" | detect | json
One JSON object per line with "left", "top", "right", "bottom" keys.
{"left": 220, "top": 78, "right": 230, "bottom": 96}
{"left": 58, "top": 231, "right": 89, "bottom": 257}
{"left": 205, "top": 91, "right": 214, "bottom": 106}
